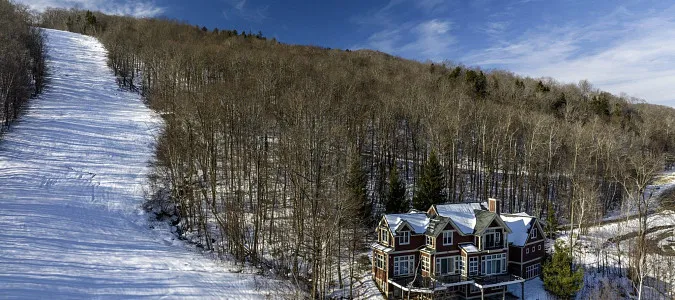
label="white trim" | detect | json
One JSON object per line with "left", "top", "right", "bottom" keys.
{"left": 398, "top": 231, "right": 410, "bottom": 245}
{"left": 524, "top": 239, "right": 544, "bottom": 246}
{"left": 422, "top": 255, "right": 430, "bottom": 272}
{"left": 473, "top": 278, "right": 525, "bottom": 289}
{"left": 376, "top": 253, "right": 385, "bottom": 269}
{"left": 525, "top": 263, "right": 541, "bottom": 278}
{"left": 435, "top": 255, "right": 459, "bottom": 276}
{"left": 442, "top": 230, "right": 454, "bottom": 245}
{"left": 426, "top": 235, "right": 435, "bottom": 248}
{"left": 388, "top": 249, "right": 422, "bottom": 255}
{"left": 393, "top": 255, "right": 415, "bottom": 276}
{"left": 434, "top": 250, "right": 460, "bottom": 255}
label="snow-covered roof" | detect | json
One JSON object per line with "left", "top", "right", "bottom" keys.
{"left": 371, "top": 242, "right": 394, "bottom": 253}
{"left": 500, "top": 214, "right": 534, "bottom": 247}
{"left": 384, "top": 213, "right": 430, "bottom": 234}
{"left": 434, "top": 203, "right": 486, "bottom": 235}
{"left": 459, "top": 243, "right": 479, "bottom": 253}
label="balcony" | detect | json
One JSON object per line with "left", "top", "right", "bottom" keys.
{"left": 482, "top": 241, "right": 505, "bottom": 251}
{"left": 388, "top": 273, "right": 474, "bottom": 293}
{"left": 473, "top": 274, "right": 524, "bottom": 288}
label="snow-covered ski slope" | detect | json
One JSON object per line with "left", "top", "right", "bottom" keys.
{"left": 0, "top": 29, "right": 275, "bottom": 299}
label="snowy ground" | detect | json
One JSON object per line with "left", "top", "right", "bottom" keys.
{"left": 0, "top": 29, "right": 286, "bottom": 299}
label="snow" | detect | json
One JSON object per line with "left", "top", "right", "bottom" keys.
{"left": 371, "top": 242, "right": 394, "bottom": 253}
{"left": 434, "top": 203, "right": 484, "bottom": 234}
{"left": 385, "top": 213, "right": 430, "bottom": 234}
{"left": 0, "top": 29, "right": 286, "bottom": 299}
{"left": 501, "top": 214, "right": 534, "bottom": 247}
{"left": 458, "top": 243, "right": 479, "bottom": 253}
{"left": 506, "top": 278, "right": 548, "bottom": 300}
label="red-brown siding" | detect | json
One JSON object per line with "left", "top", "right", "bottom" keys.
{"left": 393, "top": 231, "right": 424, "bottom": 251}
{"left": 523, "top": 240, "right": 545, "bottom": 262}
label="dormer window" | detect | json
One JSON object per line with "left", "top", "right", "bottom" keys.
{"left": 530, "top": 227, "right": 537, "bottom": 239}
{"left": 380, "top": 228, "right": 389, "bottom": 245}
{"left": 442, "top": 230, "right": 453, "bottom": 245}
{"left": 398, "top": 231, "right": 410, "bottom": 245}
{"left": 426, "top": 235, "right": 434, "bottom": 247}
{"left": 483, "top": 229, "right": 502, "bottom": 249}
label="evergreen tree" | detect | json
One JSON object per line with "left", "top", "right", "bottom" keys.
{"left": 545, "top": 202, "right": 558, "bottom": 239}
{"left": 413, "top": 151, "right": 445, "bottom": 210}
{"left": 85, "top": 11, "right": 97, "bottom": 28}
{"left": 385, "top": 166, "right": 407, "bottom": 214}
{"left": 543, "top": 241, "right": 584, "bottom": 298}
{"left": 347, "top": 156, "right": 370, "bottom": 224}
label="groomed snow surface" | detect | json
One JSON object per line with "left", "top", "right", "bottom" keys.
{"left": 0, "top": 29, "right": 285, "bottom": 299}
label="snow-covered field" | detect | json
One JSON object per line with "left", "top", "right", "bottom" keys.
{"left": 0, "top": 29, "right": 284, "bottom": 299}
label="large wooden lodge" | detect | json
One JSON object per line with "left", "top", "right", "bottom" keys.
{"left": 372, "top": 198, "right": 545, "bottom": 299}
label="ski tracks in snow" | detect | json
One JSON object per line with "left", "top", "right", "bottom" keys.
{"left": 0, "top": 29, "right": 275, "bottom": 299}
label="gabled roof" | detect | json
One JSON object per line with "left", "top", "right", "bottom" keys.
{"left": 432, "top": 202, "right": 487, "bottom": 235}
{"left": 500, "top": 213, "right": 536, "bottom": 246}
{"left": 474, "top": 210, "right": 513, "bottom": 235}
{"left": 384, "top": 212, "right": 430, "bottom": 234}
{"left": 424, "top": 216, "right": 450, "bottom": 236}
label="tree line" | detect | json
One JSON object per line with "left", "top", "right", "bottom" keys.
{"left": 0, "top": 0, "right": 46, "bottom": 133}
{"left": 38, "top": 9, "right": 675, "bottom": 298}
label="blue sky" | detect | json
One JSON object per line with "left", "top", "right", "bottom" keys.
{"left": 19, "top": 0, "right": 675, "bottom": 107}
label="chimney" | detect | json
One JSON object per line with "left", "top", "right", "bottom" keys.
{"left": 488, "top": 198, "right": 500, "bottom": 215}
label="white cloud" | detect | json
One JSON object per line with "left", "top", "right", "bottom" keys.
{"left": 414, "top": 0, "right": 450, "bottom": 13}
{"left": 355, "top": 19, "right": 456, "bottom": 62}
{"left": 222, "top": 0, "right": 268, "bottom": 23}
{"left": 351, "top": 1, "right": 457, "bottom": 61}
{"left": 14, "top": 0, "right": 165, "bottom": 17}
{"left": 464, "top": 7, "right": 675, "bottom": 106}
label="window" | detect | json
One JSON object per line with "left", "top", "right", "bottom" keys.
{"left": 470, "top": 285, "right": 480, "bottom": 293}
{"left": 422, "top": 255, "right": 430, "bottom": 272}
{"left": 483, "top": 229, "right": 502, "bottom": 249}
{"left": 442, "top": 230, "right": 453, "bottom": 245}
{"left": 376, "top": 254, "right": 384, "bottom": 269}
{"left": 455, "top": 257, "right": 460, "bottom": 273}
{"left": 532, "top": 246, "right": 535, "bottom": 253}
{"left": 526, "top": 263, "right": 541, "bottom": 278}
{"left": 481, "top": 254, "right": 507, "bottom": 275}
{"left": 394, "top": 255, "right": 414, "bottom": 276}
{"left": 526, "top": 248, "right": 529, "bottom": 254}
{"left": 459, "top": 256, "right": 466, "bottom": 275}
{"left": 426, "top": 235, "right": 434, "bottom": 247}
{"left": 398, "top": 231, "right": 410, "bottom": 245}
{"left": 469, "top": 257, "right": 479, "bottom": 276}
{"left": 530, "top": 227, "right": 537, "bottom": 239}
{"left": 435, "top": 256, "right": 457, "bottom": 276}
{"left": 381, "top": 228, "right": 389, "bottom": 245}
{"left": 538, "top": 244, "right": 542, "bottom": 250}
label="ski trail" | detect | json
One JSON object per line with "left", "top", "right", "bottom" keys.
{"left": 0, "top": 29, "right": 274, "bottom": 299}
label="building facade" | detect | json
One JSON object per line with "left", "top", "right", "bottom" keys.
{"left": 372, "top": 198, "right": 544, "bottom": 300}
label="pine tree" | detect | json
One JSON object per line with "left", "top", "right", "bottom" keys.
{"left": 545, "top": 202, "right": 558, "bottom": 239}
{"left": 347, "top": 156, "right": 370, "bottom": 224}
{"left": 413, "top": 151, "right": 445, "bottom": 210}
{"left": 543, "top": 241, "right": 584, "bottom": 298}
{"left": 385, "top": 166, "right": 407, "bottom": 214}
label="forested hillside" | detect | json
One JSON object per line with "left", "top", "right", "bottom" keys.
{"left": 0, "top": 0, "right": 45, "bottom": 133}
{"left": 39, "top": 9, "right": 675, "bottom": 298}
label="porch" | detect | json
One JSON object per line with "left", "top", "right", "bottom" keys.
{"left": 388, "top": 274, "right": 474, "bottom": 294}
{"left": 473, "top": 274, "right": 525, "bottom": 300}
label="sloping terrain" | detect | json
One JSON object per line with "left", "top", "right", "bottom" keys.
{"left": 0, "top": 29, "right": 278, "bottom": 299}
